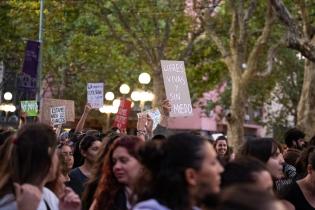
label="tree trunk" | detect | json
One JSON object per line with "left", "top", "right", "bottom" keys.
{"left": 227, "top": 78, "right": 246, "bottom": 150}
{"left": 152, "top": 64, "right": 166, "bottom": 106}
{"left": 297, "top": 59, "right": 315, "bottom": 140}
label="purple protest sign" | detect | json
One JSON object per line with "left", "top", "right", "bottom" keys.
{"left": 22, "top": 40, "right": 40, "bottom": 78}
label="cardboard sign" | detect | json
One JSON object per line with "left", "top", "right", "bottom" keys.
{"left": 87, "top": 83, "right": 104, "bottom": 109}
{"left": 40, "top": 98, "right": 75, "bottom": 125}
{"left": 50, "top": 106, "right": 66, "bottom": 125}
{"left": 20, "top": 100, "right": 38, "bottom": 116}
{"left": 137, "top": 108, "right": 161, "bottom": 130}
{"left": 161, "top": 60, "right": 193, "bottom": 117}
{"left": 113, "top": 99, "right": 132, "bottom": 130}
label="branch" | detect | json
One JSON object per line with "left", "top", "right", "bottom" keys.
{"left": 242, "top": 1, "right": 274, "bottom": 81}
{"left": 208, "top": 30, "right": 230, "bottom": 58}
{"left": 244, "top": 0, "right": 258, "bottom": 23}
{"left": 240, "top": 0, "right": 258, "bottom": 50}
{"left": 270, "top": 0, "right": 315, "bottom": 62}
{"left": 127, "top": 0, "right": 157, "bottom": 61}
{"left": 296, "top": 0, "right": 312, "bottom": 38}
{"left": 257, "top": 37, "right": 285, "bottom": 77}
{"left": 157, "top": 17, "right": 170, "bottom": 59}
{"left": 179, "top": 27, "right": 205, "bottom": 62}
{"left": 229, "top": 1, "right": 238, "bottom": 53}
{"left": 269, "top": 0, "right": 296, "bottom": 29}
{"left": 109, "top": 0, "right": 156, "bottom": 66}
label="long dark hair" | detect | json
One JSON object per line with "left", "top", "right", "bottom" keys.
{"left": 93, "top": 135, "right": 143, "bottom": 210}
{"left": 81, "top": 131, "right": 121, "bottom": 210}
{"left": 238, "top": 138, "right": 280, "bottom": 163}
{"left": 11, "top": 123, "right": 57, "bottom": 186}
{"left": 135, "top": 133, "right": 207, "bottom": 210}
{"left": 295, "top": 146, "right": 315, "bottom": 178}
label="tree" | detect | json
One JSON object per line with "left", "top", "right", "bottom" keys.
{"left": 189, "top": 0, "right": 280, "bottom": 148}
{"left": 270, "top": 0, "right": 315, "bottom": 139}
{"left": 92, "top": 0, "right": 206, "bottom": 104}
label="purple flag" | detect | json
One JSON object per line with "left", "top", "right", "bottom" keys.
{"left": 17, "top": 40, "right": 40, "bottom": 100}
{"left": 22, "top": 40, "right": 40, "bottom": 78}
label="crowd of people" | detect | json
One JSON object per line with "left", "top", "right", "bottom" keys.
{"left": 0, "top": 99, "right": 315, "bottom": 210}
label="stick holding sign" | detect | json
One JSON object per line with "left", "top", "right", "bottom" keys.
{"left": 161, "top": 60, "right": 193, "bottom": 117}
{"left": 87, "top": 83, "right": 104, "bottom": 109}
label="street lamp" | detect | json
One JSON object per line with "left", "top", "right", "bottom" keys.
{"left": 0, "top": 92, "right": 16, "bottom": 123}
{"left": 138, "top": 72, "right": 151, "bottom": 85}
{"left": 105, "top": 91, "right": 115, "bottom": 101}
{"left": 99, "top": 105, "right": 118, "bottom": 132}
{"left": 112, "top": 98, "right": 121, "bottom": 108}
{"left": 4, "top": 92, "right": 13, "bottom": 101}
{"left": 132, "top": 90, "right": 154, "bottom": 111}
{"left": 119, "top": 84, "right": 130, "bottom": 95}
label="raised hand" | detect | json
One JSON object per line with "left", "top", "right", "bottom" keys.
{"left": 161, "top": 99, "right": 171, "bottom": 116}
{"left": 14, "top": 183, "right": 42, "bottom": 210}
{"left": 59, "top": 187, "right": 81, "bottom": 210}
{"left": 146, "top": 114, "right": 153, "bottom": 135}
{"left": 84, "top": 103, "right": 93, "bottom": 113}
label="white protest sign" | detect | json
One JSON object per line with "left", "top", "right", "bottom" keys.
{"left": 137, "top": 108, "right": 161, "bottom": 130}
{"left": 161, "top": 60, "right": 193, "bottom": 117}
{"left": 50, "top": 106, "right": 66, "bottom": 125}
{"left": 87, "top": 83, "right": 104, "bottom": 109}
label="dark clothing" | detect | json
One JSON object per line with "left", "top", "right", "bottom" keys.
{"left": 153, "top": 124, "right": 173, "bottom": 138}
{"left": 281, "top": 182, "right": 315, "bottom": 210}
{"left": 112, "top": 188, "right": 128, "bottom": 210}
{"left": 69, "top": 167, "right": 88, "bottom": 197}
{"left": 96, "top": 188, "right": 128, "bottom": 210}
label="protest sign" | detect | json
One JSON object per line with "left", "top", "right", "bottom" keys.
{"left": 87, "top": 83, "right": 104, "bottom": 109}
{"left": 113, "top": 99, "right": 132, "bottom": 130}
{"left": 161, "top": 60, "right": 193, "bottom": 117}
{"left": 40, "top": 98, "right": 75, "bottom": 125}
{"left": 50, "top": 106, "right": 66, "bottom": 125}
{"left": 137, "top": 108, "right": 161, "bottom": 130}
{"left": 20, "top": 100, "right": 38, "bottom": 116}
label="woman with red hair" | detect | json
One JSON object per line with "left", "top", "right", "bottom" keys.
{"left": 89, "top": 135, "right": 143, "bottom": 210}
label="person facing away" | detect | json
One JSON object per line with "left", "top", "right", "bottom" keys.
{"left": 215, "top": 185, "right": 286, "bottom": 210}
{"left": 0, "top": 123, "right": 81, "bottom": 210}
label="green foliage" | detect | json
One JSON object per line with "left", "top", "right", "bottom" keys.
{"left": 0, "top": 0, "right": 305, "bottom": 135}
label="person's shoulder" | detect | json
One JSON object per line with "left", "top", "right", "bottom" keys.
{"left": 280, "top": 181, "right": 299, "bottom": 199}
{"left": 0, "top": 193, "right": 17, "bottom": 210}
{"left": 69, "top": 167, "right": 81, "bottom": 177}
{"left": 133, "top": 199, "right": 170, "bottom": 210}
{"left": 42, "top": 187, "right": 59, "bottom": 210}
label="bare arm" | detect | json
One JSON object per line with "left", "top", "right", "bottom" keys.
{"left": 74, "top": 104, "right": 92, "bottom": 133}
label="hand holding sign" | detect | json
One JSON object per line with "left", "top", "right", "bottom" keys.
{"left": 160, "top": 99, "right": 171, "bottom": 116}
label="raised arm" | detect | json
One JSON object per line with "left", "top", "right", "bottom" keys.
{"left": 74, "top": 104, "right": 92, "bottom": 133}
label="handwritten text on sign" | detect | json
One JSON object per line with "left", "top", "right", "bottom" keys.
{"left": 50, "top": 106, "right": 66, "bottom": 125}
{"left": 87, "top": 83, "right": 104, "bottom": 109}
{"left": 161, "top": 60, "right": 193, "bottom": 117}
{"left": 21, "top": 100, "right": 38, "bottom": 116}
